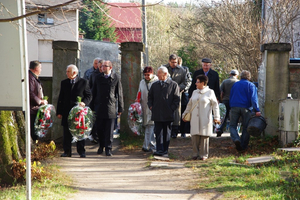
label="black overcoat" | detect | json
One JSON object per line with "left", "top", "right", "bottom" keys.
{"left": 56, "top": 77, "right": 92, "bottom": 126}
{"left": 90, "top": 72, "right": 124, "bottom": 119}
{"left": 148, "top": 78, "right": 180, "bottom": 122}
{"left": 188, "top": 68, "right": 220, "bottom": 100}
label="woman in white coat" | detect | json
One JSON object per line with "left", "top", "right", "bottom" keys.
{"left": 136, "top": 66, "right": 158, "bottom": 152}
{"left": 182, "top": 75, "right": 220, "bottom": 160}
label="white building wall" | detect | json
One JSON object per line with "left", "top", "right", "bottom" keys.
{"left": 26, "top": 2, "right": 78, "bottom": 77}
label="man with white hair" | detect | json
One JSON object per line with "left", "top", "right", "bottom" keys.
{"left": 216, "top": 69, "right": 239, "bottom": 137}
{"left": 148, "top": 66, "right": 180, "bottom": 157}
{"left": 57, "top": 64, "right": 92, "bottom": 158}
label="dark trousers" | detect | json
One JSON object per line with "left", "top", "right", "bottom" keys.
{"left": 154, "top": 121, "right": 172, "bottom": 153}
{"left": 30, "top": 114, "right": 38, "bottom": 142}
{"left": 219, "top": 100, "right": 230, "bottom": 132}
{"left": 63, "top": 126, "right": 85, "bottom": 155}
{"left": 96, "top": 118, "right": 115, "bottom": 151}
{"left": 90, "top": 123, "right": 98, "bottom": 140}
{"left": 180, "top": 104, "right": 190, "bottom": 134}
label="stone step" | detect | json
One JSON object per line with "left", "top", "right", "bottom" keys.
{"left": 246, "top": 156, "right": 275, "bottom": 164}
{"left": 277, "top": 147, "right": 300, "bottom": 151}
{"left": 150, "top": 161, "right": 184, "bottom": 168}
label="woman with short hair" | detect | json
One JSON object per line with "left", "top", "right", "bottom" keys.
{"left": 182, "top": 75, "right": 220, "bottom": 160}
{"left": 136, "top": 66, "right": 158, "bottom": 152}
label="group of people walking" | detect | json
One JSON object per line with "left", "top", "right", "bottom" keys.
{"left": 29, "top": 52, "right": 260, "bottom": 160}
{"left": 29, "top": 59, "right": 123, "bottom": 158}
{"left": 136, "top": 54, "right": 260, "bottom": 160}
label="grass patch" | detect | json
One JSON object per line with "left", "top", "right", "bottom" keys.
{"left": 188, "top": 151, "right": 300, "bottom": 199}
{"left": 119, "top": 132, "right": 144, "bottom": 151}
{"left": 0, "top": 163, "right": 76, "bottom": 200}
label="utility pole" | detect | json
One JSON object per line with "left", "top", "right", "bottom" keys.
{"left": 142, "top": 0, "right": 148, "bottom": 66}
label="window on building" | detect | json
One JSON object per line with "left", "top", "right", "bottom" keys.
{"left": 37, "top": 13, "right": 54, "bottom": 25}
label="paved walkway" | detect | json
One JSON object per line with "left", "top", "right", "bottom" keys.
{"left": 56, "top": 138, "right": 218, "bottom": 200}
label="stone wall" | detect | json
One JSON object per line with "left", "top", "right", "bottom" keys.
{"left": 78, "top": 39, "right": 120, "bottom": 76}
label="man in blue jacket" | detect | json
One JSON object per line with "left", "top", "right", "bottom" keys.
{"left": 229, "top": 70, "right": 261, "bottom": 152}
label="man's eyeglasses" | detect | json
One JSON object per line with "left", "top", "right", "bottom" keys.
{"left": 102, "top": 65, "right": 108, "bottom": 67}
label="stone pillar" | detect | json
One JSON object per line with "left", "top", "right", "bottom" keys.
{"left": 258, "top": 43, "right": 291, "bottom": 136}
{"left": 52, "top": 41, "right": 80, "bottom": 141}
{"left": 120, "top": 42, "right": 144, "bottom": 135}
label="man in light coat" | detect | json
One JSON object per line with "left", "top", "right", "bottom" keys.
{"left": 148, "top": 66, "right": 180, "bottom": 157}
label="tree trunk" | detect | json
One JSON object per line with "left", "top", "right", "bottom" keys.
{"left": 0, "top": 111, "right": 25, "bottom": 185}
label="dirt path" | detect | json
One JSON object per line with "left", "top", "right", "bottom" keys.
{"left": 56, "top": 134, "right": 234, "bottom": 200}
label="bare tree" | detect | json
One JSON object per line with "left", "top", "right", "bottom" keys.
{"left": 146, "top": 4, "right": 186, "bottom": 69}
{"left": 262, "top": 0, "right": 300, "bottom": 58}
{"left": 174, "top": 0, "right": 262, "bottom": 80}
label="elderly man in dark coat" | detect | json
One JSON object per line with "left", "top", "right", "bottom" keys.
{"left": 148, "top": 66, "right": 180, "bottom": 157}
{"left": 57, "top": 64, "right": 92, "bottom": 158}
{"left": 189, "top": 58, "right": 220, "bottom": 100}
{"left": 90, "top": 60, "right": 124, "bottom": 156}
{"left": 164, "top": 54, "right": 191, "bottom": 138}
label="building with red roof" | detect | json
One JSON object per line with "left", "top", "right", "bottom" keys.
{"left": 108, "top": 3, "right": 142, "bottom": 43}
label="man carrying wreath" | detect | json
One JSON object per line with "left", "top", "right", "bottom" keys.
{"left": 57, "top": 64, "right": 92, "bottom": 158}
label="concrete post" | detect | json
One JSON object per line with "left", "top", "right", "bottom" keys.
{"left": 258, "top": 43, "right": 291, "bottom": 136}
{"left": 52, "top": 41, "right": 80, "bottom": 141}
{"left": 120, "top": 42, "right": 144, "bottom": 135}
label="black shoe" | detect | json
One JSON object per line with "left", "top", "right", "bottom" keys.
{"left": 181, "top": 133, "right": 186, "bottom": 138}
{"left": 216, "top": 129, "right": 223, "bottom": 137}
{"left": 234, "top": 140, "right": 243, "bottom": 151}
{"left": 171, "top": 126, "right": 179, "bottom": 138}
{"left": 61, "top": 153, "right": 71, "bottom": 157}
{"left": 80, "top": 153, "right": 86, "bottom": 158}
{"left": 97, "top": 147, "right": 104, "bottom": 154}
{"left": 192, "top": 156, "right": 198, "bottom": 160}
{"left": 106, "top": 150, "right": 112, "bottom": 156}
{"left": 153, "top": 151, "right": 164, "bottom": 156}
{"left": 142, "top": 147, "right": 151, "bottom": 152}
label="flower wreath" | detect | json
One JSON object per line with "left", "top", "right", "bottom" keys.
{"left": 68, "top": 97, "right": 94, "bottom": 142}
{"left": 128, "top": 102, "right": 143, "bottom": 135}
{"left": 34, "top": 97, "right": 56, "bottom": 138}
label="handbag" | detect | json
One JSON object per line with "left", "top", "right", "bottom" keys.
{"left": 183, "top": 98, "right": 201, "bottom": 122}
{"left": 183, "top": 112, "right": 191, "bottom": 121}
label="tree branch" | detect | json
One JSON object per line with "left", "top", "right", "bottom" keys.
{"left": 0, "top": 0, "right": 79, "bottom": 22}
